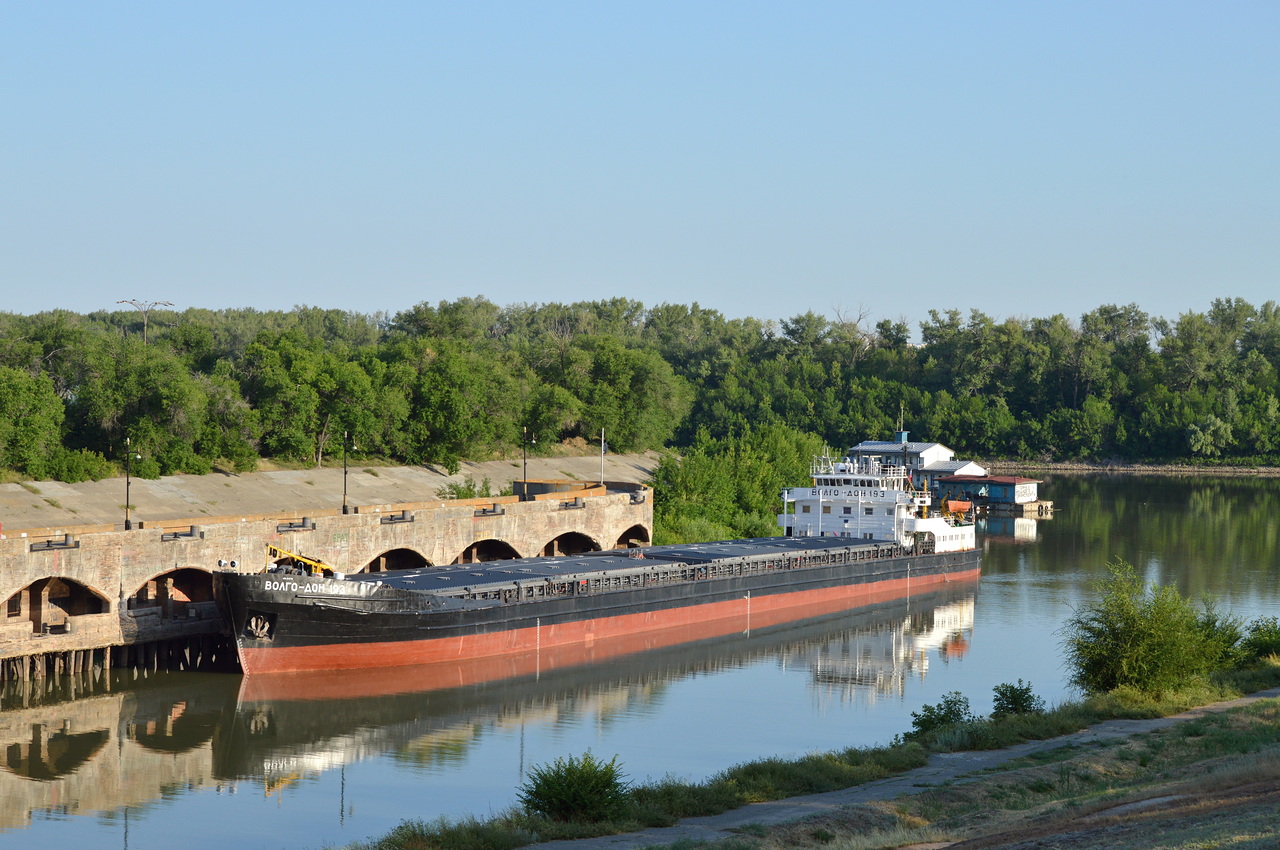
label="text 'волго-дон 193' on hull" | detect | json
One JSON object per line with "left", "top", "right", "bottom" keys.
{"left": 212, "top": 452, "right": 981, "bottom": 675}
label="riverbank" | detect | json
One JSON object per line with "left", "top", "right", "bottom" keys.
{"left": 516, "top": 685, "right": 1280, "bottom": 850}
{"left": 984, "top": 459, "right": 1280, "bottom": 477}
{"left": 344, "top": 664, "right": 1280, "bottom": 850}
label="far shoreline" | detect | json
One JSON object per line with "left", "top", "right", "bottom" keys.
{"left": 983, "top": 460, "right": 1280, "bottom": 477}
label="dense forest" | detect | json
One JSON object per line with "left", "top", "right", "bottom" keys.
{"left": 0, "top": 296, "right": 1277, "bottom": 484}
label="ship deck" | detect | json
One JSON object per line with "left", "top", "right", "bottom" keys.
{"left": 339, "top": 536, "right": 895, "bottom": 593}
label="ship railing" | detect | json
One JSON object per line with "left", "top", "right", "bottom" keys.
{"left": 808, "top": 456, "right": 915, "bottom": 490}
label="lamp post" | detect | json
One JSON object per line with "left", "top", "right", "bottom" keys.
{"left": 521, "top": 427, "right": 536, "bottom": 500}
{"left": 342, "top": 431, "right": 351, "bottom": 514}
{"left": 123, "top": 437, "right": 141, "bottom": 530}
{"left": 117, "top": 299, "right": 174, "bottom": 345}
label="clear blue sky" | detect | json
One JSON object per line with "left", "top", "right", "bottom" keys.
{"left": 3, "top": 2, "right": 1277, "bottom": 334}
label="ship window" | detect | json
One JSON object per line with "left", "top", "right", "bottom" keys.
{"left": 822, "top": 505, "right": 831, "bottom": 514}
{"left": 801, "top": 505, "right": 811, "bottom": 514}
{"left": 885, "top": 509, "right": 893, "bottom": 515}
{"left": 843, "top": 506, "right": 852, "bottom": 515}
{"left": 863, "top": 507, "right": 873, "bottom": 516}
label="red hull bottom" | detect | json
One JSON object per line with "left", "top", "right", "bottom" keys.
{"left": 238, "top": 568, "right": 981, "bottom": 676}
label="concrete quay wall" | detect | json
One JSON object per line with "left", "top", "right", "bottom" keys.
{"left": 0, "top": 483, "right": 652, "bottom": 670}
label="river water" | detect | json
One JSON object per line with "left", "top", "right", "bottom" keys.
{"left": 4, "top": 474, "right": 1280, "bottom": 850}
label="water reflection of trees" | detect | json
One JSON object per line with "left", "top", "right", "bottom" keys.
{"left": 983, "top": 474, "right": 1280, "bottom": 606}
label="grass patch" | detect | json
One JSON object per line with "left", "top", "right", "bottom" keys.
{"left": 19, "top": 481, "right": 41, "bottom": 495}
{"left": 896, "top": 695, "right": 1280, "bottom": 846}
{"left": 364, "top": 468, "right": 380, "bottom": 476}
{"left": 716, "top": 744, "right": 928, "bottom": 801}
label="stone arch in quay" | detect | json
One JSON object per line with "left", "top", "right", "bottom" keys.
{"left": 540, "top": 531, "right": 601, "bottom": 557}
{"left": 3, "top": 577, "right": 110, "bottom": 636}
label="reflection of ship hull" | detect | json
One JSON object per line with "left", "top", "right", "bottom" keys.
{"left": 214, "top": 538, "right": 980, "bottom": 675}
{"left": 217, "top": 579, "right": 980, "bottom": 779}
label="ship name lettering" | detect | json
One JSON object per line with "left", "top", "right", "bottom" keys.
{"left": 809, "top": 488, "right": 887, "bottom": 498}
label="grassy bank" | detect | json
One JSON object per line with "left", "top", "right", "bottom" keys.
{"left": 669, "top": 683, "right": 1280, "bottom": 850}
{"left": 339, "top": 664, "right": 1280, "bottom": 850}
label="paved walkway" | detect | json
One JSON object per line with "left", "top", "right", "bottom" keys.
{"left": 0, "top": 452, "right": 661, "bottom": 532}
{"left": 530, "top": 686, "right": 1280, "bottom": 850}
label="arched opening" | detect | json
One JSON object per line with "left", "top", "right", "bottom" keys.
{"left": 3, "top": 578, "right": 109, "bottom": 635}
{"left": 362, "top": 548, "right": 431, "bottom": 572}
{"left": 456, "top": 539, "right": 521, "bottom": 564}
{"left": 126, "top": 568, "right": 214, "bottom": 621}
{"left": 3, "top": 725, "right": 110, "bottom": 780}
{"left": 542, "top": 532, "right": 601, "bottom": 557}
{"left": 615, "top": 524, "right": 651, "bottom": 549}
{"left": 130, "top": 700, "right": 222, "bottom": 753}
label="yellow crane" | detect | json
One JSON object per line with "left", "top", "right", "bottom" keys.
{"left": 264, "top": 543, "right": 338, "bottom": 576}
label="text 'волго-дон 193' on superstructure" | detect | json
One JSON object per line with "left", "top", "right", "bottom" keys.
{"left": 213, "top": 433, "right": 992, "bottom": 676}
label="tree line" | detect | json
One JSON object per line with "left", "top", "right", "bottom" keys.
{"left": 0, "top": 296, "right": 1277, "bottom": 482}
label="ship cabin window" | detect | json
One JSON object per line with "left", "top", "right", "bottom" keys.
{"left": 843, "top": 506, "right": 852, "bottom": 515}
{"left": 801, "top": 505, "right": 811, "bottom": 513}
{"left": 822, "top": 505, "right": 831, "bottom": 514}
{"left": 885, "top": 509, "right": 894, "bottom": 516}
{"left": 863, "top": 507, "right": 874, "bottom": 516}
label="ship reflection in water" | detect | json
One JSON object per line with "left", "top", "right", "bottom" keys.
{"left": 800, "top": 594, "right": 974, "bottom": 702}
{"left": 0, "top": 579, "right": 976, "bottom": 835}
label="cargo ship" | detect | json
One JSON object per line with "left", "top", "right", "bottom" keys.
{"left": 213, "top": 453, "right": 981, "bottom": 675}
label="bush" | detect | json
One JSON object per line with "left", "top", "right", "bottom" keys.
{"left": 906, "top": 691, "right": 974, "bottom": 741}
{"left": 43, "top": 447, "right": 114, "bottom": 483}
{"left": 991, "top": 680, "right": 1046, "bottom": 719}
{"left": 1061, "top": 560, "right": 1243, "bottom": 695}
{"left": 516, "top": 752, "right": 630, "bottom": 823}
{"left": 1242, "top": 616, "right": 1280, "bottom": 660}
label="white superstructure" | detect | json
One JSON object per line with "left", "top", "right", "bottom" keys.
{"left": 778, "top": 455, "right": 976, "bottom": 554}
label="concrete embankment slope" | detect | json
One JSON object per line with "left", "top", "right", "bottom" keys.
{"left": 0, "top": 452, "right": 662, "bottom": 533}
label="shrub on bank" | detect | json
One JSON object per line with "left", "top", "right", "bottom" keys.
{"left": 905, "top": 691, "right": 975, "bottom": 741}
{"left": 991, "top": 679, "right": 1046, "bottom": 718}
{"left": 1060, "top": 560, "right": 1243, "bottom": 695}
{"left": 516, "top": 752, "right": 630, "bottom": 823}
{"left": 1242, "top": 616, "right": 1280, "bottom": 660}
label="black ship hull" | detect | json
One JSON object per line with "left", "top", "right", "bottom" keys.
{"left": 214, "top": 537, "right": 981, "bottom": 674}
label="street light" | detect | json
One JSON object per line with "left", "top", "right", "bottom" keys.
{"left": 117, "top": 299, "right": 174, "bottom": 345}
{"left": 521, "top": 427, "right": 536, "bottom": 500}
{"left": 123, "top": 437, "right": 141, "bottom": 530}
{"left": 342, "top": 431, "right": 356, "bottom": 514}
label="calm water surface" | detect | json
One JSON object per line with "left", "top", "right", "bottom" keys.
{"left": 5, "top": 474, "right": 1280, "bottom": 849}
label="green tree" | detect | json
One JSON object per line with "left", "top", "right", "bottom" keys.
{"left": 0, "top": 366, "right": 65, "bottom": 478}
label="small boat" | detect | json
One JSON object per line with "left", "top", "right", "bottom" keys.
{"left": 213, "top": 451, "right": 980, "bottom": 675}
